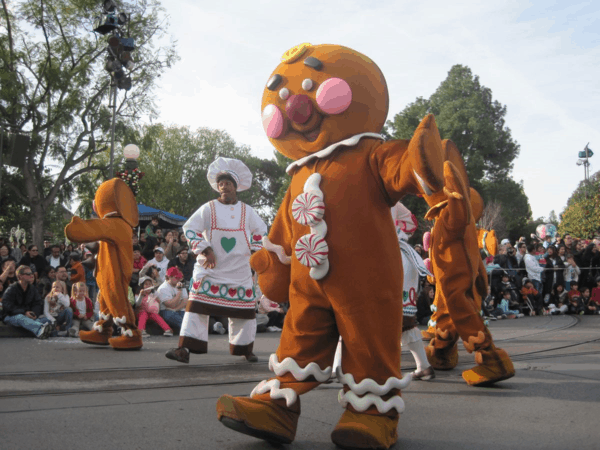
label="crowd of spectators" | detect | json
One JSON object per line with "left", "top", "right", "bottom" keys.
{"left": 0, "top": 216, "right": 289, "bottom": 339}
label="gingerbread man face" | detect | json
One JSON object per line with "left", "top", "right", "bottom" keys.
{"left": 92, "top": 178, "right": 139, "bottom": 227}
{"left": 261, "top": 43, "right": 389, "bottom": 161}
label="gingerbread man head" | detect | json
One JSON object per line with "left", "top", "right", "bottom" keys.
{"left": 93, "top": 178, "right": 139, "bottom": 227}
{"left": 261, "top": 43, "right": 389, "bottom": 161}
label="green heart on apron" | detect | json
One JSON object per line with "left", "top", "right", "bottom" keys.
{"left": 221, "top": 237, "right": 236, "bottom": 253}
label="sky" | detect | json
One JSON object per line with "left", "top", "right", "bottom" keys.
{"left": 150, "top": 0, "right": 600, "bottom": 220}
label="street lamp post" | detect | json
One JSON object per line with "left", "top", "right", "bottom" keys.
{"left": 576, "top": 143, "right": 594, "bottom": 184}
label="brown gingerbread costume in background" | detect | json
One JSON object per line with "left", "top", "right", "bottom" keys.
{"left": 216, "top": 43, "right": 447, "bottom": 450}
{"left": 421, "top": 144, "right": 514, "bottom": 386}
{"left": 64, "top": 178, "right": 142, "bottom": 350}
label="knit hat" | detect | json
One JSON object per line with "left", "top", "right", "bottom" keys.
{"left": 166, "top": 267, "right": 183, "bottom": 279}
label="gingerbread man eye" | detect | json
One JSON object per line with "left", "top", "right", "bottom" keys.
{"left": 302, "top": 79, "right": 314, "bottom": 91}
{"left": 279, "top": 88, "right": 290, "bottom": 100}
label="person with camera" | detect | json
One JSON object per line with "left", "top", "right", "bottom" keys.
{"left": 135, "top": 276, "right": 173, "bottom": 337}
{"left": 156, "top": 267, "right": 188, "bottom": 333}
{"left": 144, "top": 247, "right": 169, "bottom": 284}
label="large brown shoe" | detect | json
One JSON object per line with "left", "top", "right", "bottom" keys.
{"left": 426, "top": 340, "right": 458, "bottom": 370}
{"left": 244, "top": 353, "right": 259, "bottom": 362}
{"left": 462, "top": 347, "right": 515, "bottom": 387}
{"left": 79, "top": 328, "right": 111, "bottom": 346}
{"left": 216, "top": 394, "right": 300, "bottom": 444}
{"left": 165, "top": 347, "right": 190, "bottom": 363}
{"left": 331, "top": 409, "right": 399, "bottom": 450}
{"left": 108, "top": 329, "right": 143, "bottom": 351}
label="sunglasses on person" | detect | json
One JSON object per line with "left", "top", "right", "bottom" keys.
{"left": 22, "top": 272, "right": 33, "bottom": 276}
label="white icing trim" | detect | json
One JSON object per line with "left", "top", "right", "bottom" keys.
{"left": 262, "top": 236, "right": 291, "bottom": 265}
{"left": 93, "top": 323, "right": 103, "bottom": 332}
{"left": 335, "top": 367, "right": 412, "bottom": 395}
{"left": 114, "top": 316, "right": 126, "bottom": 325}
{"left": 102, "top": 211, "right": 119, "bottom": 219}
{"left": 286, "top": 133, "right": 385, "bottom": 174}
{"left": 428, "top": 319, "right": 437, "bottom": 328}
{"left": 121, "top": 328, "right": 133, "bottom": 337}
{"left": 311, "top": 220, "right": 327, "bottom": 237}
{"left": 338, "top": 390, "right": 405, "bottom": 414}
{"left": 99, "top": 312, "right": 111, "bottom": 321}
{"left": 304, "top": 173, "right": 322, "bottom": 193}
{"left": 310, "top": 259, "right": 330, "bottom": 280}
{"left": 430, "top": 304, "right": 437, "bottom": 312}
{"left": 251, "top": 379, "right": 298, "bottom": 407}
{"left": 269, "top": 353, "right": 332, "bottom": 382}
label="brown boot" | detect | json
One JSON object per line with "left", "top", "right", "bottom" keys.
{"left": 216, "top": 394, "right": 300, "bottom": 444}
{"left": 109, "top": 328, "right": 143, "bottom": 351}
{"left": 331, "top": 410, "right": 399, "bottom": 450}
{"left": 79, "top": 317, "right": 113, "bottom": 346}
{"left": 426, "top": 336, "right": 458, "bottom": 370}
{"left": 462, "top": 347, "right": 515, "bottom": 387}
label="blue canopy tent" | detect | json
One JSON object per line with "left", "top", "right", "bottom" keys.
{"left": 137, "top": 204, "right": 188, "bottom": 230}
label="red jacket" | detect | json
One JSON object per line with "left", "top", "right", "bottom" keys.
{"left": 70, "top": 297, "right": 94, "bottom": 320}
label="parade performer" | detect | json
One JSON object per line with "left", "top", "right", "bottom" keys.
{"left": 216, "top": 43, "right": 446, "bottom": 450}
{"left": 165, "top": 157, "right": 267, "bottom": 364}
{"left": 64, "top": 178, "right": 141, "bottom": 350}
{"left": 422, "top": 143, "right": 514, "bottom": 386}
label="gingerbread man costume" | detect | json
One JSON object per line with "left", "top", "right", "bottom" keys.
{"left": 64, "top": 178, "right": 142, "bottom": 350}
{"left": 216, "top": 43, "right": 447, "bottom": 449}
{"left": 421, "top": 143, "right": 514, "bottom": 386}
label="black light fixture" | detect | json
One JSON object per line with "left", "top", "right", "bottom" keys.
{"left": 102, "top": 0, "right": 117, "bottom": 13}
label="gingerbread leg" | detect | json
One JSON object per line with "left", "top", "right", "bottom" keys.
{"left": 79, "top": 292, "right": 112, "bottom": 346}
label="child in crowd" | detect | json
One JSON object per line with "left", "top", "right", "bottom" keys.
{"left": 145, "top": 216, "right": 159, "bottom": 238}
{"left": 69, "top": 282, "right": 94, "bottom": 337}
{"left": 548, "top": 284, "right": 568, "bottom": 315}
{"left": 494, "top": 290, "right": 523, "bottom": 319}
{"left": 40, "top": 280, "right": 73, "bottom": 336}
{"left": 521, "top": 278, "right": 542, "bottom": 316}
{"left": 591, "top": 277, "right": 600, "bottom": 309}
{"left": 497, "top": 272, "right": 520, "bottom": 310}
{"left": 580, "top": 287, "right": 598, "bottom": 315}
{"left": 131, "top": 245, "right": 147, "bottom": 286}
{"left": 567, "top": 281, "right": 581, "bottom": 303}
{"left": 135, "top": 276, "right": 173, "bottom": 337}
{"left": 566, "top": 281, "right": 584, "bottom": 315}
{"left": 257, "top": 295, "right": 285, "bottom": 332}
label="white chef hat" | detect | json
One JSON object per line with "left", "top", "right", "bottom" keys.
{"left": 207, "top": 157, "right": 252, "bottom": 192}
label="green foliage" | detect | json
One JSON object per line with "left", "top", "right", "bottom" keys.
{"left": 559, "top": 171, "right": 600, "bottom": 239}
{"left": 75, "top": 125, "right": 289, "bottom": 225}
{"left": 0, "top": 0, "right": 178, "bottom": 247}
{"left": 479, "top": 178, "right": 531, "bottom": 242}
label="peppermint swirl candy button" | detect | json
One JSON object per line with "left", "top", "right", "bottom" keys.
{"left": 295, "top": 234, "right": 329, "bottom": 267}
{"left": 292, "top": 192, "right": 325, "bottom": 226}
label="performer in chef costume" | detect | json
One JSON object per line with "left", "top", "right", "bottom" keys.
{"left": 165, "top": 157, "right": 267, "bottom": 364}
{"left": 332, "top": 202, "right": 434, "bottom": 380}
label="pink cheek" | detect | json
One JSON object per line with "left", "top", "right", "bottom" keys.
{"left": 262, "top": 104, "right": 285, "bottom": 139}
{"left": 316, "top": 78, "right": 352, "bottom": 115}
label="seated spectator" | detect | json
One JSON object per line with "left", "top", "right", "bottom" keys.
{"left": 43, "top": 240, "right": 52, "bottom": 258}
{"left": 39, "top": 280, "right": 73, "bottom": 337}
{"left": 131, "top": 245, "right": 147, "bottom": 287}
{"left": 144, "top": 247, "right": 169, "bottom": 284}
{"left": 548, "top": 283, "right": 569, "bottom": 315}
{"left": 2, "top": 265, "right": 53, "bottom": 339}
{"left": 257, "top": 295, "right": 285, "bottom": 332}
{"left": 163, "top": 230, "right": 182, "bottom": 260}
{"left": 36, "top": 266, "right": 56, "bottom": 299}
{"left": 139, "top": 264, "right": 162, "bottom": 290}
{"left": 1, "top": 259, "right": 17, "bottom": 290}
{"left": 46, "top": 244, "right": 69, "bottom": 269}
{"left": 580, "top": 287, "right": 598, "bottom": 315}
{"left": 494, "top": 272, "right": 520, "bottom": 309}
{"left": 18, "top": 245, "right": 47, "bottom": 281}
{"left": 566, "top": 281, "right": 584, "bottom": 315}
{"left": 68, "top": 253, "right": 85, "bottom": 284}
{"left": 520, "top": 278, "right": 542, "bottom": 316}
{"left": 416, "top": 285, "right": 434, "bottom": 326}
{"left": 494, "top": 289, "right": 523, "bottom": 319}
{"left": 0, "top": 243, "right": 16, "bottom": 264}
{"left": 63, "top": 243, "right": 74, "bottom": 261}
{"left": 69, "top": 282, "right": 94, "bottom": 337}
{"left": 135, "top": 276, "right": 173, "bottom": 337}
{"left": 145, "top": 216, "right": 160, "bottom": 239}
{"left": 156, "top": 267, "right": 188, "bottom": 332}
{"left": 55, "top": 265, "right": 72, "bottom": 293}
{"left": 167, "top": 246, "right": 194, "bottom": 285}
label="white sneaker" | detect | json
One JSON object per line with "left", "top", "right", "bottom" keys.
{"left": 163, "top": 329, "right": 174, "bottom": 337}
{"left": 213, "top": 322, "right": 226, "bottom": 335}
{"left": 141, "top": 330, "right": 149, "bottom": 337}
{"left": 517, "top": 313, "right": 525, "bottom": 318}
{"left": 267, "top": 326, "right": 277, "bottom": 332}
{"left": 68, "top": 327, "right": 78, "bottom": 338}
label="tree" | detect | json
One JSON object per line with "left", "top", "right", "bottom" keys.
{"left": 478, "top": 200, "right": 507, "bottom": 239}
{"left": 386, "top": 65, "right": 520, "bottom": 187}
{"left": 385, "top": 64, "right": 530, "bottom": 237}
{"left": 559, "top": 171, "right": 600, "bottom": 239}
{"left": 0, "top": 0, "right": 178, "bottom": 247}
{"left": 75, "top": 124, "right": 288, "bottom": 225}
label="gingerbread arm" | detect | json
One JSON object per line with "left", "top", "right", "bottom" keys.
{"left": 250, "top": 188, "right": 293, "bottom": 304}
{"left": 65, "top": 216, "right": 117, "bottom": 244}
